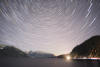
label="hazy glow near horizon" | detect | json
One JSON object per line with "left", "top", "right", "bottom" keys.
{"left": 0, "top": 0, "right": 100, "bottom": 55}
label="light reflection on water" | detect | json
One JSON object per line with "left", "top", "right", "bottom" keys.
{"left": 0, "top": 58, "right": 99, "bottom": 67}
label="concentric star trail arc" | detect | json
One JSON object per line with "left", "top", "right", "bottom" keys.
{"left": 0, "top": 0, "right": 100, "bottom": 55}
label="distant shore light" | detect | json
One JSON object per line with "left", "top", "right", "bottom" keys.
{"left": 65, "top": 55, "right": 71, "bottom": 60}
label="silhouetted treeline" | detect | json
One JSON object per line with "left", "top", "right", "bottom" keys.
{"left": 71, "top": 35, "right": 100, "bottom": 58}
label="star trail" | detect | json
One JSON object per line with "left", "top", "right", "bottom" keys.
{"left": 0, "top": 0, "right": 100, "bottom": 55}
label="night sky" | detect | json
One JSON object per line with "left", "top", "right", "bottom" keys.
{"left": 0, "top": 0, "right": 100, "bottom": 55}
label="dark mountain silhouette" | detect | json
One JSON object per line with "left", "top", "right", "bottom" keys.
{"left": 0, "top": 44, "right": 28, "bottom": 57}
{"left": 71, "top": 35, "right": 100, "bottom": 58}
{"left": 28, "top": 51, "right": 56, "bottom": 58}
{"left": 57, "top": 54, "right": 66, "bottom": 58}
